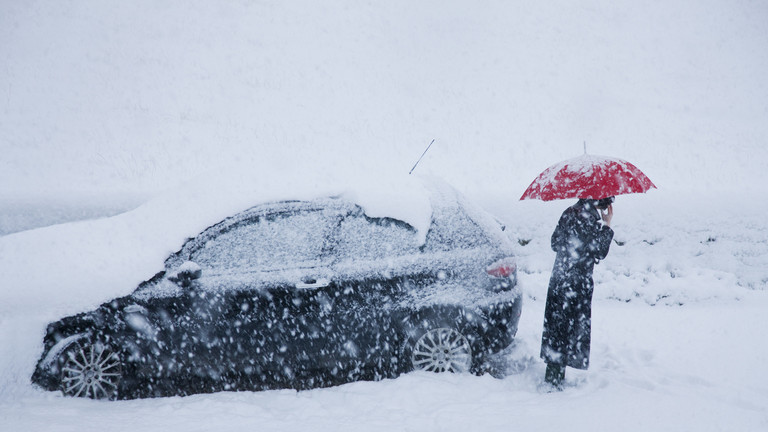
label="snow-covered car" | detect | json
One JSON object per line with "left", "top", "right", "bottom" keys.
{"left": 30, "top": 180, "right": 521, "bottom": 400}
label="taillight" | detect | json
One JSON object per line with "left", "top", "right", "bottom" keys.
{"left": 486, "top": 257, "right": 517, "bottom": 278}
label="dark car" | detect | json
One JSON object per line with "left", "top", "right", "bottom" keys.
{"left": 31, "top": 180, "right": 521, "bottom": 400}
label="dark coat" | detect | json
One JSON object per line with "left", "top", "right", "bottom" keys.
{"left": 540, "top": 199, "right": 613, "bottom": 369}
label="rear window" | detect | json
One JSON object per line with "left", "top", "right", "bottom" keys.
{"left": 424, "top": 205, "right": 491, "bottom": 251}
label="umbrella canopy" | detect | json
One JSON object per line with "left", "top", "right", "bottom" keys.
{"left": 520, "top": 154, "right": 656, "bottom": 201}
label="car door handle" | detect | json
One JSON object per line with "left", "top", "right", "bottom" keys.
{"left": 295, "top": 278, "right": 330, "bottom": 289}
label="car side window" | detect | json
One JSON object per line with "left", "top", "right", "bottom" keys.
{"left": 335, "top": 211, "right": 419, "bottom": 260}
{"left": 190, "top": 209, "right": 337, "bottom": 272}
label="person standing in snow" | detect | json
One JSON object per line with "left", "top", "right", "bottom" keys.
{"left": 540, "top": 196, "right": 614, "bottom": 390}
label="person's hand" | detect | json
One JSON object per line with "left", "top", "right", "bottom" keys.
{"left": 601, "top": 204, "right": 613, "bottom": 227}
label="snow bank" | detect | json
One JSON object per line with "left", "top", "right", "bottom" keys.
{"left": 505, "top": 190, "right": 768, "bottom": 306}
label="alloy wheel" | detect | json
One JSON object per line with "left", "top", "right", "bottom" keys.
{"left": 411, "top": 327, "right": 472, "bottom": 373}
{"left": 61, "top": 342, "right": 122, "bottom": 400}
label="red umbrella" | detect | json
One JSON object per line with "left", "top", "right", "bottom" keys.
{"left": 520, "top": 154, "right": 656, "bottom": 201}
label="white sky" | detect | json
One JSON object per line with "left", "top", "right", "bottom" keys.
{"left": 1, "top": 0, "right": 767, "bottom": 199}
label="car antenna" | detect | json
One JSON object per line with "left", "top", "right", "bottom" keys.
{"left": 409, "top": 139, "right": 436, "bottom": 175}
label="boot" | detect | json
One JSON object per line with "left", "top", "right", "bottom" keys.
{"left": 544, "top": 363, "right": 565, "bottom": 390}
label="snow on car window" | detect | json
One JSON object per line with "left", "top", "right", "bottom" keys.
{"left": 190, "top": 208, "right": 337, "bottom": 272}
{"left": 424, "top": 204, "right": 491, "bottom": 251}
{"left": 335, "top": 210, "right": 419, "bottom": 260}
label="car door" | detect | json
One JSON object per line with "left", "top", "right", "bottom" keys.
{"left": 184, "top": 202, "right": 348, "bottom": 389}
{"left": 325, "top": 207, "right": 424, "bottom": 380}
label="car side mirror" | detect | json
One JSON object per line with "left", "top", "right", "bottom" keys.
{"left": 169, "top": 261, "right": 202, "bottom": 287}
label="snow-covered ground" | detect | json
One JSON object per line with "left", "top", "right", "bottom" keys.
{"left": 1, "top": 187, "right": 766, "bottom": 432}
{"left": 2, "top": 0, "right": 768, "bottom": 431}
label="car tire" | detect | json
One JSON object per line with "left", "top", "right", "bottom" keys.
{"left": 404, "top": 326, "right": 473, "bottom": 373}
{"left": 59, "top": 340, "right": 122, "bottom": 400}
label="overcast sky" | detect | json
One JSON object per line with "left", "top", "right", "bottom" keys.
{"left": 2, "top": 0, "right": 767, "bottom": 199}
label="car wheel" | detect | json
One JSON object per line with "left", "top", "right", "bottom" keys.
{"left": 60, "top": 341, "right": 122, "bottom": 400}
{"left": 410, "top": 327, "right": 473, "bottom": 373}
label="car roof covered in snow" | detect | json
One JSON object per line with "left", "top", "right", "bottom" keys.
{"left": 161, "top": 170, "right": 507, "bottom": 253}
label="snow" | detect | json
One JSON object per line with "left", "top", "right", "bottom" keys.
{"left": 2, "top": 189, "right": 767, "bottom": 431}
{"left": 2, "top": 0, "right": 768, "bottom": 431}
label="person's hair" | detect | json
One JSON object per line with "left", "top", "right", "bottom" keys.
{"left": 596, "top": 196, "right": 615, "bottom": 209}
